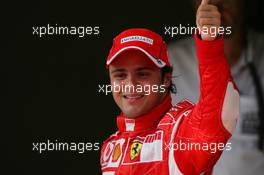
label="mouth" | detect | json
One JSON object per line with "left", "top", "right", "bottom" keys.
{"left": 123, "top": 94, "right": 145, "bottom": 101}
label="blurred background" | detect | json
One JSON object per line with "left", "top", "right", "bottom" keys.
{"left": 5, "top": 0, "right": 264, "bottom": 174}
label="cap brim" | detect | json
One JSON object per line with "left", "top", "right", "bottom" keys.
{"left": 106, "top": 46, "right": 166, "bottom": 68}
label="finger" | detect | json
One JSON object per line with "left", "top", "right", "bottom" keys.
{"left": 201, "top": 0, "right": 210, "bottom": 5}
{"left": 198, "top": 4, "right": 218, "bottom": 12}
{"left": 197, "top": 11, "right": 221, "bottom": 19}
{"left": 200, "top": 25, "right": 219, "bottom": 36}
{"left": 198, "top": 18, "right": 220, "bottom": 26}
{"left": 197, "top": 16, "right": 220, "bottom": 29}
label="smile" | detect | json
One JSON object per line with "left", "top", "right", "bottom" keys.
{"left": 123, "top": 94, "right": 144, "bottom": 99}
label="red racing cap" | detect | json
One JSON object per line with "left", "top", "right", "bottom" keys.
{"left": 106, "top": 28, "right": 171, "bottom": 68}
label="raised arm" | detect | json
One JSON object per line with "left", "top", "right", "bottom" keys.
{"left": 173, "top": 0, "right": 240, "bottom": 174}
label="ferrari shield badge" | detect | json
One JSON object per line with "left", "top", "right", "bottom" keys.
{"left": 130, "top": 140, "right": 143, "bottom": 160}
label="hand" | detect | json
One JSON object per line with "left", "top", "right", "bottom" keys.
{"left": 196, "top": 0, "right": 221, "bottom": 41}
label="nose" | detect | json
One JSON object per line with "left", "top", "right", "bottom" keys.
{"left": 125, "top": 74, "right": 138, "bottom": 86}
{"left": 121, "top": 75, "right": 138, "bottom": 94}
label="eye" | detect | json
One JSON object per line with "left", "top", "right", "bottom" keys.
{"left": 113, "top": 73, "right": 127, "bottom": 80}
{"left": 137, "top": 71, "right": 150, "bottom": 78}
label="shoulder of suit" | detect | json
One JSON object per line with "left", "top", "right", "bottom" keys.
{"left": 158, "top": 99, "right": 194, "bottom": 126}
{"left": 102, "top": 131, "right": 119, "bottom": 146}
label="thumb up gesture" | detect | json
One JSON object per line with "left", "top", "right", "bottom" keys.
{"left": 196, "top": 0, "right": 221, "bottom": 41}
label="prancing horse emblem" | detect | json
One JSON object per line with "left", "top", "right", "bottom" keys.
{"left": 130, "top": 140, "right": 143, "bottom": 160}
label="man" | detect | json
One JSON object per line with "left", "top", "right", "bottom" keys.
{"left": 168, "top": 0, "right": 264, "bottom": 174}
{"left": 100, "top": 0, "right": 239, "bottom": 174}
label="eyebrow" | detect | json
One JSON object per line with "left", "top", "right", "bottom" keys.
{"left": 110, "top": 69, "right": 127, "bottom": 74}
{"left": 110, "top": 67, "right": 154, "bottom": 74}
{"left": 135, "top": 67, "right": 153, "bottom": 71}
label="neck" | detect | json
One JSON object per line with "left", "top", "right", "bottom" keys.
{"left": 117, "top": 95, "right": 172, "bottom": 133}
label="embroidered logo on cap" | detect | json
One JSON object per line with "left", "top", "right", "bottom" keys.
{"left": 156, "top": 59, "right": 164, "bottom": 65}
{"left": 121, "top": 36, "right": 153, "bottom": 45}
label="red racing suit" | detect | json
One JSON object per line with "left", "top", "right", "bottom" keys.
{"left": 100, "top": 35, "right": 238, "bottom": 175}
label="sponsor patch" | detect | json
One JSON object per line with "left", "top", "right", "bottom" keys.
{"left": 123, "top": 131, "right": 163, "bottom": 164}
{"left": 125, "top": 119, "right": 135, "bottom": 131}
{"left": 121, "top": 36, "right": 153, "bottom": 45}
{"left": 112, "top": 143, "right": 121, "bottom": 162}
{"left": 101, "top": 139, "right": 125, "bottom": 169}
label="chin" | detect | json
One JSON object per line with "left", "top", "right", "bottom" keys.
{"left": 123, "top": 108, "right": 143, "bottom": 118}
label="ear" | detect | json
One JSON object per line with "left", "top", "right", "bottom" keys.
{"left": 162, "top": 73, "right": 172, "bottom": 89}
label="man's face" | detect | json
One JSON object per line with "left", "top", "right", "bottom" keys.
{"left": 109, "top": 50, "right": 168, "bottom": 119}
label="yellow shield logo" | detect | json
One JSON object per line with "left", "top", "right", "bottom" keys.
{"left": 130, "top": 140, "right": 143, "bottom": 160}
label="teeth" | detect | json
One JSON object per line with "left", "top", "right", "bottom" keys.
{"left": 125, "top": 95, "right": 142, "bottom": 99}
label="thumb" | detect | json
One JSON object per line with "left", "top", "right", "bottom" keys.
{"left": 201, "top": 0, "right": 210, "bottom": 5}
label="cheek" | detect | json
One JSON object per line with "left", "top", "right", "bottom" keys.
{"left": 140, "top": 75, "right": 162, "bottom": 85}
{"left": 144, "top": 75, "right": 162, "bottom": 86}
{"left": 110, "top": 80, "right": 124, "bottom": 93}
{"left": 112, "top": 92, "right": 119, "bottom": 105}
{"left": 111, "top": 80, "right": 127, "bottom": 105}
{"left": 112, "top": 89, "right": 122, "bottom": 108}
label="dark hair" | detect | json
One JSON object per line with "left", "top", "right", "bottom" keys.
{"left": 161, "top": 66, "right": 177, "bottom": 94}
